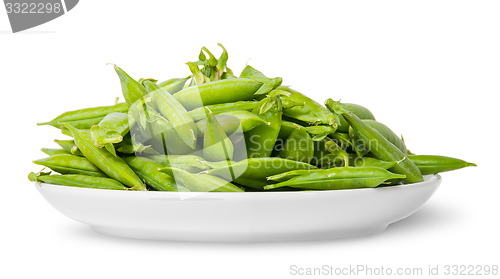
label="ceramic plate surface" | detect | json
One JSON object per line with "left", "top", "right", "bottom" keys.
{"left": 35, "top": 175, "right": 441, "bottom": 242}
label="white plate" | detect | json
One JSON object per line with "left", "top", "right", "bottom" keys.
{"left": 35, "top": 175, "right": 441, "bottom": 242}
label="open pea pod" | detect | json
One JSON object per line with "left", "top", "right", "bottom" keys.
{"left": 207, "top": 157, "right": 317, "bottom": 190}
{"left": 90, "top": 112, "right": 130, "bottom": 157}
{"left": 64, "top": 123, "right": 146, "bottom": 190}
{"left": 264, "top": 166, "right": 406, "bottom": 190}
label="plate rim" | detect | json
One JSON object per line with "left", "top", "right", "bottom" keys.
{"left": 35, "top": 174, "right": 441, "bottom": 196}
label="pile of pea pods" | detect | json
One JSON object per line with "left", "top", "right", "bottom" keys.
{"left": 29, "top": 44, "right": 476, "bottom": 192}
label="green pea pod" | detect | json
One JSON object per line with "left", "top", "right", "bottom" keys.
{"left": 188, "top": 101, "right": 259, "bottom": 121}
{"left": 207, "top": 157, "right": 317, "bottom": 190}
{"left": 279, "top": 87, "right": 338, "bottom": 126}
{"left": 278, "top": 128, "right": 314, "bottom": 163}
{"left": 326, "top": 99, "right": 423, "bottom": 183}
{"left": 33, "top": 154, "right": 108, "bottom": 177}
{"left": 41, "top": 148, "right": 71, "bottom": 156}
{"left": 358, "top": 120, "right": 407, "bottom": 154}
{"left": 158, "top": 167, "right": 244, "bottom": 192}
{"left": 29, "top": 172, "right": 127, "bottom": 190}
{"left": 202, "top": 109, "right": 234, "bottom": 162}
{"left": 173, "top": 78, "right": 263, "bottom": 110}
{"left": 348, "top": 155, "right": 397, "bottom": 169}
{"left": 245, "top": 93, "right": 283, "bottom": 158}
{"left": 90, "top": 112, "right": 130, "bottom": 156}
{"left": 337, "top": 103, "right": 376, "bottom": 133}
{"left": 143, "top": 80, "right": 198, "bottom": 149}
{"left": 197, "top": 110, "right": 268, "bottom": 135}
{"left": 264, "top": 166, "right": 406, "bottom": 190}
{"left": 408, "top": 155, "right": 476, "bottom": 175}
{"left": 124, "top": 157, "right": 177, "bottom": 191}
{"left": 148, "top": 155, "right": 210, "bottom": 173}
{"left": 267, "top": 169, "right": 322, "bottom": 182}
{"left": 158, "top": 76, "right": 191, "bottom": 94}
{"left": 113, "top": 65, "right": 148, "bottom": 105}
{"left": 38, "top": 102, "right": 129, "bottom": 129}
{"left": 64, "top": 123, "right": 146, "bottom": 190}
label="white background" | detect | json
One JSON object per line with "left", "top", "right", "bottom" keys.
{"left": 1, "top": 1, "right": 498, "bottom": 278}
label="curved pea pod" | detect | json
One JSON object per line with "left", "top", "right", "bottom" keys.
{"left": 148, "top": 155, "right": 210, "bottom": 172}
{"left": 279, "top": 87, "right": 338, "bottom": 126}
{"left": 158, "top": 167, "right": 244, "bottom": 192}
{"left": 207, "top": 157, "right": 317, "bottom": 190}
{"left": 188, "top": 101, "right": 259, "bottom": 121}
{"left": 33, "top": 154, "right": 108, "bottom": 177}
{"left": 41, "top": 148, "right": 71, "bottom": 156}
{"left": 264, "top": 167, "right": 406, "bottom": 190}
{"left": 348, "top": 154, "right": 397, "bottom": 169}
{"left": 337, "top": 102, "right": 376, "bottom": 133}
{"left": 408, "top": 155, "right": 476, "bottom": 175}
{"left": 278, "top": 128, "right": 314, "bottom": 163}
{"left": 38, "top": 102, "right": 129, "bottom": 129}
{"left": 359, "top": 120, "right": 407, "bottom": 154}
{"left": 64, "top": 123, "right": 146, "bottom": 190}
{"left": 124, "top": 157, "right": 177, "bottom": 191}
{"left": 326, "top": 99, "right": 423, "bottom": 183}
{"left": 90, "top": 112, "right": 130, "bottom": 156}
{"left": 158, "top": 76, "right": 190, "bottom": 94}
{"left": 143, "top": 80, "right": 198, "bottom": 149}
{"left": 202, "top": 110, "right": 234, "bottom": 162}
{"left": 113, "top": 65, "right": 148, "bottom": 105}
{"left": 266, "top": 169, "right": 321, "bottom": 182}
{"left": 197, "top": 110, "right": 268, "bottom": 134}
{"left": 245, "top": 94, "right": 283, "bottom": 158}
{"left": 173, "top": 78, "right": 263, "bottom": 110}
{"left": 28, "top": 172, "right": 127, "bottom": 190}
